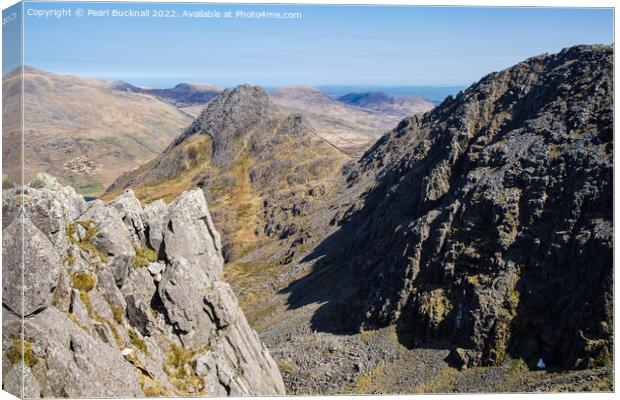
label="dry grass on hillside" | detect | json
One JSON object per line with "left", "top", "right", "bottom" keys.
{"left": 2, "top": 68, "right": 193, "bottom": 191}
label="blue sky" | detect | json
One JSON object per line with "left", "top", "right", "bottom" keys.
{"left": 12, "top": 2, "right": 615, "bottom": 87}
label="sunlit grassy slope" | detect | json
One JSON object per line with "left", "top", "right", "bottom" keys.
{"left": 2, "top": 67, "right": 193, "bottom": 191}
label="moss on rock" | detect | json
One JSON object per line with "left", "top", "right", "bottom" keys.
{"left": 164, "top": 342, "right": 210, "bottom": 394}
{"left": 111, "top": 305, "right": 125, "bottom": 324}
{"left": 67, "top": 220, "right": 108, "bottom": 263}
{"left": 418, "top": 288, "right": 453, "bottom": 328}
{"left": 128, "top": 329, "right": 149, "bottom": 355}
{"left": 6, "top": 338, "right": 38, "bottom": 367}
{"left": 133, "top": 244, "right": 158, "bottom": 268}
{"left": 71, "top": 271, "right": 96, "bottom": 292}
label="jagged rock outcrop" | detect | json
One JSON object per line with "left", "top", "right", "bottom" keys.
{"left": 290, "top": 45, "right": 613, "bottom": 371}
{"left": 2, "top": 174, "right": 285, "bottom": 398}
{"left": 106, "top": 84, "right": 349, "bottom": 262}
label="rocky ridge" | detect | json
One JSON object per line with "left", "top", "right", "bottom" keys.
{"left": 2, "top": 174, "right": 284, "bottom": 397}
{"left": 283, "top": 44, "right": 613, "bottom": 371}
{"left": 106, "top": 84, "right": 350, "bottom": 262}
{"left": 7, "top": 44, "right": 612, "bottom": 397}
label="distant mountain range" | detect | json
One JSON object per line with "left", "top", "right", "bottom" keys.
{"left": 270, "top": 85, "right": 432, "bottom": 155}
{"left": 3, "top": 69, "right": 439, "bottom": 192}
{"left": 112, "top": 81, "right": 223, "bottom": 108}
{"left": 319, "top": 85, "right": 466, "bottom": 104}
{"left": 337, "top": 91, "right": 434, "bottom": 116}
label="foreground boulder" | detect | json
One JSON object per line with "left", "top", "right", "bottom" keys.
{"left": 2, "top": 174, "right": 285, "bottom": 397}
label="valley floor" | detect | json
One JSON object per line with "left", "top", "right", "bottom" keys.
{"left": 224, "top": 262, "right": 613, "bottom": 395}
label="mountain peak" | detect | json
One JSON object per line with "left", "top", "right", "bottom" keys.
{"left": 169, "top": 84, "right": 275, "bottom": 151}
{"left": 220, "top": 84, "right": 271, "bottom": 105}
{"left": 107, "top": 80, "right": 349, "bottom": 259}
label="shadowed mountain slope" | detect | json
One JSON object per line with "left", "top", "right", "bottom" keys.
{"left": 279, "top": 44, "right": 613, "bottom": 372}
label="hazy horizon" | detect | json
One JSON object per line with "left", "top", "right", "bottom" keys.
{"left": 8, "top": 63, "right": 467, "bottom": 102}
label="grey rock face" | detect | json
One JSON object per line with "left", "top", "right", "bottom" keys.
{"left": 2, "top": 177, "right": 285, "bottom": 397}
{"left": 162, "top": 189, "right": 223, "bottom": 276}
{"left": 26, "top": 173, "right": 87, "bottom": 247}
{"left": 159, "top": 257, "right": 216, "bottom": 347}
{"left": 83, "top": 205, "right": 136, "bottom": 285}
{"left": 3, "top": 362, "right": 41, "bottom": 399}
{"left": 109, "top": 189, "right": 146, "bottom": 244}
{"left": 124, "top": 293, "right": 155, "bottom": 337}
{"left": 209, "top": 282, "right": 286, "bottom": 395}
{"left": 2, "top": 216, "right": 61, "bottom": 317}
{"left": 141, "top": 199, "right": 167, "bottom": 253}
{"left": 36, "top": 308, "right": 142, "bottom": 397}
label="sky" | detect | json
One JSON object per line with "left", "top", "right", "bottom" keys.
{"left": 6, "top": 2, "right": 615, "bottom": 87}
